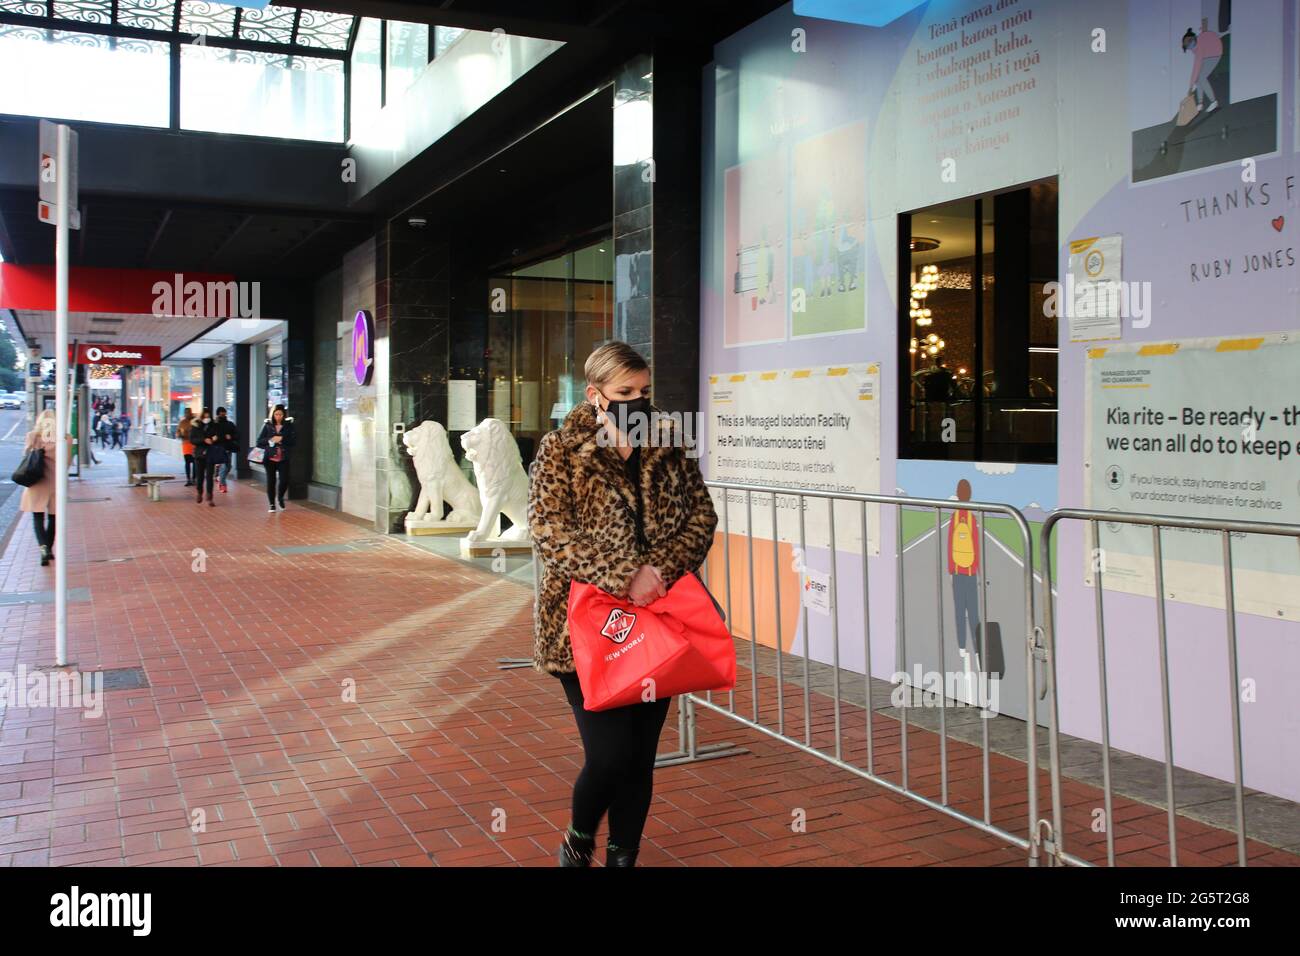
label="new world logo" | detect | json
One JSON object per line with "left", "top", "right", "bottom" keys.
{"left": 600, "top": 608, "right": 636, "bottom": 644}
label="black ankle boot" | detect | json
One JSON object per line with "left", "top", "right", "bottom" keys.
{"left": 605, "top": 844, "right": 639, "bottom": 867}
{"left": 39, "top": 545, "right": 51, "bottom": 567}
{"left": 558, "top": 830, "right": 595, "bottom": 867}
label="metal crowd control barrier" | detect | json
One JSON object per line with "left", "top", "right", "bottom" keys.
{"left": 1039, "top": 509, "right": 1300, "bottom": 867}
{"left": 682, "top": 481, "right": 1046, "bottom": 863}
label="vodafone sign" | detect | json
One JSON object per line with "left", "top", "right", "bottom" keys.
{"left": 71, "top": 344, "right": 162, "bottom": 366}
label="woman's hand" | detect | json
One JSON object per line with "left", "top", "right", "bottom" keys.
{"left": 627, "top": 565, "right": 666, "bottom": 607}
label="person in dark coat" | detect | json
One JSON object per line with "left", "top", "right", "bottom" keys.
{"left": 256, "top": 405, "right": 296, "bottom": 512}
{"left": 190, "top": 408, "right": 228, "bottom": 506}
{"left": 214, "top": 407, "right": 239, "bottom": 493}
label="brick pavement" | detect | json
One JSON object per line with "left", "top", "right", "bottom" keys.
{"left": 0, "top": 452, "right": 1293, "bottom": 867}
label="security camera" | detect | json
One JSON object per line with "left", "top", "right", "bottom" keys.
{"left": 408, "top": 216, "right": 428, "bottom": 229}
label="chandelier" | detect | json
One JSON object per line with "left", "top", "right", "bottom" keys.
{"left": 910, "top": 264, "right": 938, "bottom": 327}
{"left": 908, "top": 332, "right": 945, "bottom": 357}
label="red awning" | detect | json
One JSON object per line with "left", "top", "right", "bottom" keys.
{"left": 0, "top": 264, "right": 240, "bottom": 316}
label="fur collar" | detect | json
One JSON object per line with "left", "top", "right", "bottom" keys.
{"left": 556, "top": 399, "right": 683, "bottom": 518}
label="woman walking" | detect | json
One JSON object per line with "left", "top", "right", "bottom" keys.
{"left": 20, "top": 408, "right": 70, "bottom": 567}
{"left": 256, "top": 405, "right": 295, "bottom": 512}
{"left": 177, "top": 408, "right": 196, "bottom": 486}
{"left": 528, "top": 341, "right": 717, "bottom": 867}
{"left": 190, "top": 408, "right": 222, "bottom": 506}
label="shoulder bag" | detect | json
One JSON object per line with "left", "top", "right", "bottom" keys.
{"left": 12, "top": 446, "right": 45, "bottom": 487}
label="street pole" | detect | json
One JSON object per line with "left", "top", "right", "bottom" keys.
{"left": 54, "top": 122, "right": 69, "bottom": 667}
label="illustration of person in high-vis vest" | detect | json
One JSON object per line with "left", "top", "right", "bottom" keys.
{"left": 948, "top": 480, "right": 982, "bottom": 690}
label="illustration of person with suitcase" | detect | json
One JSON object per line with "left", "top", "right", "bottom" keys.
{"left": 948, "top": 479, "right": 983, "bottom": 700}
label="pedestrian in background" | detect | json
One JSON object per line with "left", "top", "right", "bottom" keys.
{"left": 215, "top": 407, "right": 238, "bottom": 493}
{"left": 20, "top": 408, "right": 71, "bottom": 567}
{"left": 256, "top": 405, "right": 295, "bottom": 512}
{"left": 190, "top": 408, "right": 223, "bottom": 506}
{"left": 177, "top": 408, "right": 196, "bottom": 486}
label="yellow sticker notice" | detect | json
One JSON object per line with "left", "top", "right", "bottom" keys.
{"left": 1216, "top": 338, "right": 1264, "bottom": 352}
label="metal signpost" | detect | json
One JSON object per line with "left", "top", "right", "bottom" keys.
{"left": 38, "top": 119, "right": 79, "bottom": 668}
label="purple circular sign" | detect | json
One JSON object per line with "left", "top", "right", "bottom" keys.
{"left": 352, "top": 309, "right": 374, "bottom": 386}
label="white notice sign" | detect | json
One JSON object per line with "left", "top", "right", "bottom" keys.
{"left": 448, "top": 379, "right": 476, "bottom": 432}
{"left": 707, "top": 363, "right": 881, "bottom": 554}
{"left": 1067, "top": 234, "right": 1123, "bottom": 342}
{"left": 1084, "top": 331, "right": 1300, "bottom": 620}
{"left": 800, "top": 568, "right": 833, "bottom": 616}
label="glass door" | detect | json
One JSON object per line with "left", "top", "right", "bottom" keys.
{"left": 484, "top": 241, "right": 613, "bottom": 467}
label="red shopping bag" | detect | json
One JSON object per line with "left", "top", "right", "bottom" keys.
{"left": 567, "top": 572, "right": 736, "bottom": 711}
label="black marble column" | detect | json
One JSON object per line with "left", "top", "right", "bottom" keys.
{"left": 612, "top": 49, "right": 705, "bottom": 415}
{"left": 258, "top": 281, "right": 314, "bottom": 500}
{"left": 374, "top": 221, "right": 451, "bottom": 533}
{"left": 649, "top": 46, "right": 703, "bottom": 414}
{"left": 201, "top": 358, "right": 215, "bottom": 413}
{"left": 234, "top": 343, "right": 252, "bottom": 479}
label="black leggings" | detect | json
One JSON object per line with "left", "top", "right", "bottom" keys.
{"left": 559, "top": 672, "right": 671, "bottom": 848}
{"left": 184, "top": 454, "right": 194, "bottom": 481}
{"left": 265, "top": 459, "right": 288, "bottom": 506}
{"left": 194, "top": 457, "right": 216, "bottom": 497}
{"left": 32, "top": 513, "right": 55, "bottom": 548}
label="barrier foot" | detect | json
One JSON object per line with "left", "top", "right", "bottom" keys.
{"left": 496, "top": 657, "right": 533, "bottom": 670}
{"left": 654, "top": 742, "right": 748, "bottom": 768}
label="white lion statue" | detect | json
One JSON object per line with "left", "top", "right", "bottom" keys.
{"left": 402, "top": 421, "right": 482, "bottom": 526}
{"left": 460, "top": 418, "right": 530, "bottom": 543}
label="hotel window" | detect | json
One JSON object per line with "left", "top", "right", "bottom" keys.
{"left": 898, "top": 179, "right": 1058, "bottom": 464}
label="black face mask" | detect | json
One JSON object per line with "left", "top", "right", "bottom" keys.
{"left": 597, "top": 390, "right": 651, "bottom": 433}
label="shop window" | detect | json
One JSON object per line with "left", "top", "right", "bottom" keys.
{"left": 265, "top": 337, "right": 286, "bottom": 415}
{"left": 898, "top": 180, "right": 1058, "bottom": 464}
{"left": 482, "top": 241, "right": 615, "bottom": 468}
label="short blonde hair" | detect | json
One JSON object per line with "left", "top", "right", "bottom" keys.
{"left": 584, "top": 341, "right": 648, "bottom": 388}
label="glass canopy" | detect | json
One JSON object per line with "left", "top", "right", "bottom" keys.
{"left": 0, "top": 2, "right": 355, "bottom": 51}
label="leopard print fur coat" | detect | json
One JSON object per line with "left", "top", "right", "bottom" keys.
{"left": 526, "top": 399, "right": 718, "bottom": 674}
